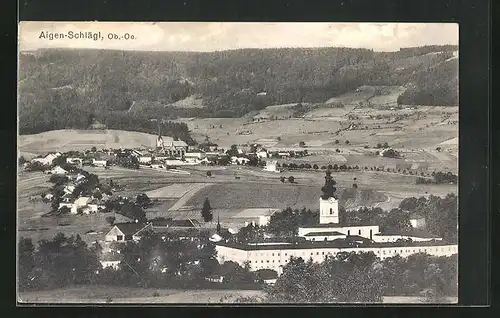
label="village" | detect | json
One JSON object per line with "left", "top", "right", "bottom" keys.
{"left": 18, "top": 127, "right": 459, "bottom": 290}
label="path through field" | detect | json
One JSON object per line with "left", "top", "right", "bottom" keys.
{"left": 168, "top": 183, "right": 214, "bottom": 211}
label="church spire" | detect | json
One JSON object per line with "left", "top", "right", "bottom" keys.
{"left": 216, "top": 212, "right": 221, "bottom": 234}
{"left": 321, "top": 170, "right": 337, "bottom": 199}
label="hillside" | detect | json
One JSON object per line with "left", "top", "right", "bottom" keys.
{"left": 18, "top": 45, "right": 458, "bottom": 135}
{"left": 18, "top": 129, "right": 168, "bottom": 154}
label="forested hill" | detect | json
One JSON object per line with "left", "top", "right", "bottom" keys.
{"left": 18, "top": 45, "right": 458, "bottom": 136}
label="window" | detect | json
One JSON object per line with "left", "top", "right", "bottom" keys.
{"left": 330, "top": 208, "right": 333, "bottom": 215}
{"left": 316, "top": 252, "right": 319, "bottom": 255}
{"left": 358, "top": 229, "right": 361, "bottom": 235}
{"left": 347, "top": 230, "right": 350, "bottom": 236}
{"left": 116, "top": 235, "right": 123, "bottom": 241}
{"left": 267, "top": 260, "right": 269, "bottom": 263}
{"left": 272, "top": 260, "right": 274, "bottom": 263}
{"left": 312, "top": 238, "right": 315, "bottom": 241}
{"left": 285, "top": 253, "right": 287, "bottom": 256}
{"left": 272, "top": 253, "right": 274, "bottom": 256}
{"left": 255, "top": 260, "right": 257, "bottom": 263}
{"left": 277, "top": 253, "right": 280, "bottom": 257}
{"left": 322, "top": 252, "right": 325, "bottom": 255}
{"left": 261, "top": 260, "right": 263, "bottom": 263}
{"left": 311, "top": 252, "right": 314, "bottom": 255}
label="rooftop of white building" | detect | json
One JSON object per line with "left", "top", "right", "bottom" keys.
{"left": 216, "top": 237, "right": 451, "bottom": 251}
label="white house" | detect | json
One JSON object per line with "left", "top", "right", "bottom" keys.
{"left": 45, "top": 166, "right": 68, "bottom": 175}
{"left": 66, "top": 158, "right": 83, "bottom": 165}
{"left": 209, "top": 233, "right": 223, "bottom": 242}
{"left": 263, "top": 161, "right": 279, "bottom": 172}
{"left": 131, "top": 150, "right": 144, "bottom": 157}
{"left": 32, "top": 152, "right": 61, "bottom": 166}
{"left": 231, "top": 157, "right": 250, "bottom": 165}
{"left": 92, "top": 159, "right": 108, "bottom": 167}
{"left": 410, "top": 214, "right": 426, "bottom": 229}
{"left": 256, "top": 150, "right": 268, "bottom": 159}
{"left": 139, "top": 156, "right": 153, "bottom": 164}
{"left": 104, "top": 222, "right": 153, "bottom": 242}
{"left": 372, "top": 232, "right": 442, "bottom": 243}
{"left": 70, "top": 196, "right": 91, "bottom": 214}
{"left": 63, "top": 184, "right": 76, "bottom": 195}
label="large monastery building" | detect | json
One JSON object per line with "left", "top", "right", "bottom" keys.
{"left": 215, "top": 170, "right": 457, "bottom": 275}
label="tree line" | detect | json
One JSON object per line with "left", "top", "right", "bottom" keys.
{"left": 261, "top": 251, "right": 457, "bottom": 303}
{"left": 18, "top": 231, "right": 261, "bottom": 293}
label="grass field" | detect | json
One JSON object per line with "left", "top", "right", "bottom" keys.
{"left": 19, "top": 129, "right": 166, "bottom": 154}
{"left": 19, "top": 286, "right": 456, "bottom": 304}
{"left": 18, "top": 286, "right": 265, "bottom": 304}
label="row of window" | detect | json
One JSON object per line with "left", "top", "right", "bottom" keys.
{"left": 249, "top": 246, "right": 456, "bottom": 260}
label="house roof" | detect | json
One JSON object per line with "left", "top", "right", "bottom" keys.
{"left": 216, "top": 239, "right": 452, "bottom": 251}
{"left": 151, "top": 219, "right": 199, "bottom": 228}
{"left": 255, "top": 269, "right": 278, "bottom": 280}
{"left": 74, "top": 196, "right": 91, "bottom": 205}
{"left": 100, "top": 253, "right": 123, "bottom": 262}
{"left": 375, "top": 229, "right": 440, "bottom": 239}
{"left": 113, "top": 222, "right": 151, "bottom": 236}
{"left": 300, "top": 222, "right": 379, "bottom": 229}
{"left": 303, "top": 231, "right": 346, "bottom": 237}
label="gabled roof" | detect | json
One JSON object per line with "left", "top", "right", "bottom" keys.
{"left": 304, "top": 231, "right": 346, "bottom": 237}
{"left": 376, "top": 229, "right": 439, "bottom": 239}
{"left": 113, "top": 222, "right": 151, "bottom": 236}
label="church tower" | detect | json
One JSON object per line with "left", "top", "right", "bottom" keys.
{"left": 156, "top": 124, "right": 164, "bottom": 151}
{"left": 319, "top": 170, "right": 339, "bottom": 224}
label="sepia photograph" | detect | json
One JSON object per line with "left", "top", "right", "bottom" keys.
{"left": 17, "top": 22, "right": 458, "bottom": 304}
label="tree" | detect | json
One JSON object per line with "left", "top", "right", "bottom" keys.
{"left": 18, "top": 237, "right": 35, "bottom": 291}
{"left": 352, "top": 183, "right": 358, "bottom": 189}
{"left": 91, "top": 146, "right": 97, "bottom": 152}
{"left": 280, "top": 176, "right": 285, "bottom": 183}
{"left": 345, "top": 140, "right": 350, "bottom": 145}
{"left": 313, "top": 164, "right": 319, "bottom": 169}
{"left": 136, "top": 193, "right": 153, "bottom": 209}
{"left": 19, "top": 156, "right": 28, "bottom": 166}
{"left": 288, "top": 176, "right": 295, "bottom": 183}
{"left": 49, "top": 174, "right": 68, "bottom": 185}
{"left": 383, "top": 142, "right": 389, "bottom": 148}
{"left": 299, "top": 141, "right": 306, "bottom": 147}
{"left": 227, "top": 144, "right": 239, "bottom": 157}
{"left": 106, "top": 216, "right": 116, "bottom": 225}
{"left": 335, "top": 140, "right": 339, "bottom": 144}
{"left": 206, "top": 171, "right": 212, "bottom": 177}
{"left": 201, "top": 198, "right": 213, "bottom": 222}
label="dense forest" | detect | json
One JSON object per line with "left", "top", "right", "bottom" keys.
{"left": 19, "top": 45, "right": 458, "bottom": 135}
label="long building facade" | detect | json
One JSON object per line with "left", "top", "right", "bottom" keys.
{"left": 215, "top": 242, "right": 458, "bottom": 275}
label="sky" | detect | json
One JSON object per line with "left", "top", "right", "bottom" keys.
{"left": 19, "top": 22, "right": 458, "bottom": 52}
